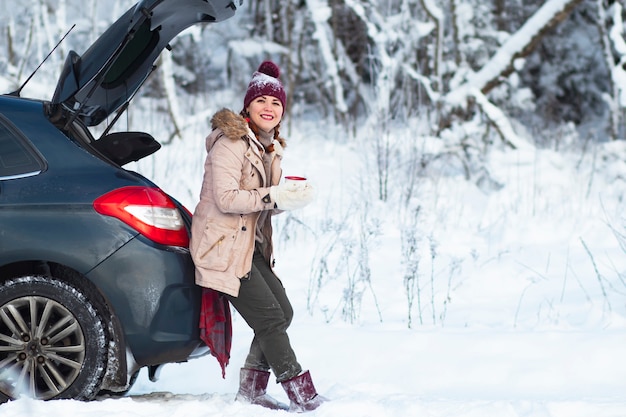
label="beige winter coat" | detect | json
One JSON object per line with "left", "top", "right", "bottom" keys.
{"left": 189, "top": 109, "right": 284, "bottom": 297}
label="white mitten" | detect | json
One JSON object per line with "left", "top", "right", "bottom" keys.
{"left": 269, "top": 182, "right": 315, "bottom": 210}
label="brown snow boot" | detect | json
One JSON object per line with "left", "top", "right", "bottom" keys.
{"left": 280, "top": 370, "right": 328, "bottom": 412}
{"left": 235, "top": 368, "right": 289, "bottom": 410}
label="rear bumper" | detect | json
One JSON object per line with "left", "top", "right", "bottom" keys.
{"left": 87, "top": 234, "right": 203, "bottom": 367}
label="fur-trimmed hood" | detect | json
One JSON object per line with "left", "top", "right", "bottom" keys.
{"left": 211, "top": 108, "right": 250, "bottom": 141}
{"left": 209, "top": 108, "right": 286, "bottom": 149}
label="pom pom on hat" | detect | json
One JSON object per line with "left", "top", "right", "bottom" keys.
{"left": 243, "top": 61, "right": 287, "bottom": 114}
{"left": 257, "top": 61, "right": 280, "bottom": 78}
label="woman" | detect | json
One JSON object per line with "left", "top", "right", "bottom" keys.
{"left": 190, "top": 61, "right": 327, "bottom": 412}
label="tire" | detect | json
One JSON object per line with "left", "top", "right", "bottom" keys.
{"left": 97, "top": 369, "right": 139, "bottom": 398}
{"left": 0, "top": 275, "right": 107, "bottom": 402}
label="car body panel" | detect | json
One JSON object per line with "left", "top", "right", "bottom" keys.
{"left": 0, "top": 95, "right": 202, "bottom": 379}
{"left": 0, "top": 98, "right": 140, "bottom": 272}
{"left": 86, "top": 235, "right": 201, "bottom": 366}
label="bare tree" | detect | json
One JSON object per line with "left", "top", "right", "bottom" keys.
{"left": 596, "top": 0, "right": 625, "bottom": 140}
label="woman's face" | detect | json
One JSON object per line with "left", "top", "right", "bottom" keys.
{"left": 247, "top": 95, "right": 283, "bottom": 133}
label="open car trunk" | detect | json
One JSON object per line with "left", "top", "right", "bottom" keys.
{"left": 51, "top": 0, "right": 240, "bottom": 127}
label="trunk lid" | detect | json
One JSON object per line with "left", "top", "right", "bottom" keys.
{"left": 51, "top": 0, "right": 240, "bottom": 127}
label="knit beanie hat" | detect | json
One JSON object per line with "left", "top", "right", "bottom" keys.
{"left": 243, "top": 61, "right": 286, "bottom": 114}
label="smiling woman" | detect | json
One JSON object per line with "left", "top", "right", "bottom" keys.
{"left": 189, "top": 61, "right": 326, "bottom": 413}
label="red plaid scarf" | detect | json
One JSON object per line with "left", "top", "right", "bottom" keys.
{"left": 199, "top": 288, "right": 232, "bottom": 378}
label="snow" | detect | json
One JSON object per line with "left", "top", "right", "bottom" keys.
{"left": 2, "top": 116, "right": 626, "bottom": 417}
{"left": 1, "top": 1, "right": 626, "bottom": 416}
{"left": 2, "top": 327, "right": 625, "bottom": 416}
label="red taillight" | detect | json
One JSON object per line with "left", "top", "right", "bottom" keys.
{"left": 93, "top": 186, "right": 189, "bottom": 248}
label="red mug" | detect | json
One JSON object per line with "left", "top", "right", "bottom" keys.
{"left": 284, "top": 176, "right": 307, "bottom": 190}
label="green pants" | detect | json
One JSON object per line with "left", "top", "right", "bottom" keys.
{"left": 226, "top": 250, "right": 302, "bottom": 382}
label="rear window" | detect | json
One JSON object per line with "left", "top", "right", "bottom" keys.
{"left": 0, "top": 115, "right": 45, "bottom": 179}
{"left": 103, "top": 19, "right": 159, "bottom": 88}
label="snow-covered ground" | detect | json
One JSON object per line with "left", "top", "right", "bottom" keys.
{"left": 2, "top": 325, "right": 625, "bottom": 417}
{"left": 2, "top": 116, "right": 626, "bottom": 417}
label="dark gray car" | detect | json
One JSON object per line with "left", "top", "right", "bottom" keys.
{"left": 0, "top": 0, "right": 240, "bottom": 402}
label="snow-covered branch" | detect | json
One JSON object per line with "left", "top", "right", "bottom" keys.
{"left": 465, "top": 0, "right": 584, "bottom": 94}
{"left": 471, "top": 88, "right": 530, "bottom": 150}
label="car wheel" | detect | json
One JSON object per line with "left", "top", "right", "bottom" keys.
{"left": 0, "top": 275, "right": 107, "bottom": 402}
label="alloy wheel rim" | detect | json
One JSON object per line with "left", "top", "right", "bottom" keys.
{"left": 0, "top": 296, "right": 85, "bottom": 400}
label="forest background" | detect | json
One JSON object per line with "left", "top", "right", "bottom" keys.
{"left": 0, "top": 0, "right": 625, "bottom": 332}
{"left": 4, "top": 0, "right": 626, "bottom": 144}
{"left": 1, "top": 1, "right": 626, "bottom": 416}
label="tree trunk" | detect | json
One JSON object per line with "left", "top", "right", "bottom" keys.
{"left": 597, "top": 0, "right": 622, "bottom": 140}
